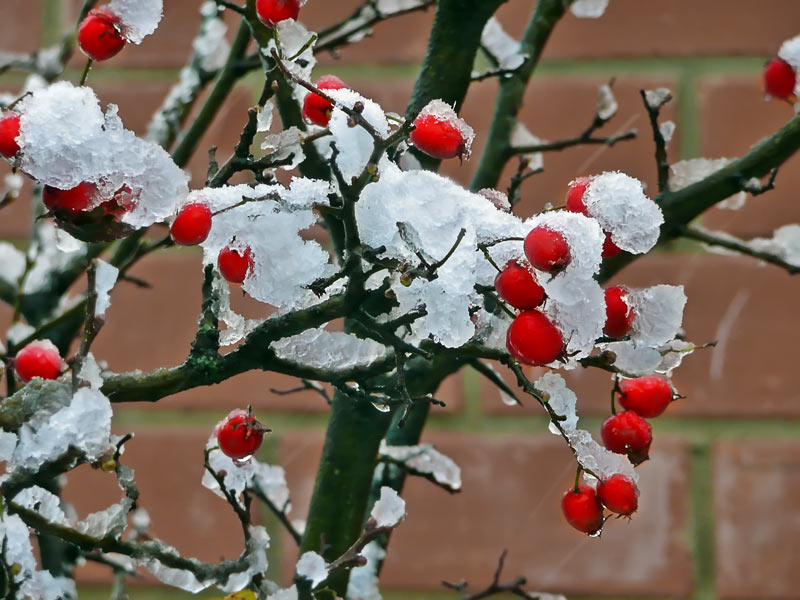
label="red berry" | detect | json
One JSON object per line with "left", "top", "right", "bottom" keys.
{"left": 78, "top": 8, "right": 126, "bottom": 62}
{"left": 565, "top": 177, "right": 591, "bottom": 214}
{"left": 524, "top": 226, "right": 570, "bottom": 273}
{"left": 561, "top": 484, "right": 604, "bottom": 534}
{"left": 255, "top": 0, "right": 301, "bottom": 26}
{"left": 494, "top": 261, "right": 545, "bottom": 310}
{"left": 764, "top": 56, "right": 797, "bottom": 100}
{"left": 215, "top": 409, "right": 267, "bottom": 460}
{"left": 618, "top": 374, "right": 674, "bottom": 418}
{"left": 301, "top": 75, "right": 347, "bottom": 126}
{"left": 14, "top": 340, "right": 62, "bottom": 383}
{"left": 603, "top": 285, "right": 635, "bottom": 338}
{"left": 602, "top": 233, "right": 622, "bottom": 258}
{"left": 43, "top": 182, "right": 97, "bottom": 215}
{"left": 218, "top": 244, "right": 254, "bottom": 284}
{"left": 506, "top": 310, "right": 565, "bottom": 366}
{"left": 0, "top": 112, "right": 21, "bottom": 158}
{"left": 597, "top": 474, "right": 638, "bottom": 516}
{"left": 601, "top": 410, "right": 652, "bottom": 465}
{"left": 171, "top": 203, "right": 213, "bottom": 246}
{"left": 411, "top": 114, "right": 468, "bottom": 160}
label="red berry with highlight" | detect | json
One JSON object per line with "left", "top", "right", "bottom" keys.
{"left": 218, "top": 244, "right": 254, "bottom": 284}
{"left": 764, "top": 56, "right": 797, "bottom": 100}
{"left": 0, "top": 112, "right": 21, "bottom": 158}
{"left": 601, "top": 410, "right": 652, "bottom": 465}
{"left": 524, "top": 226, "right": 570, "bottom": 273}
{"left": 561, "top": 484, "right": 604, "bottom": 534}
{"left": 565, "top": 177, "right": 591, "bottom": 214}
{"left": 78, "top": 8, "right": 126, "bottom": 62}
{"left": 14, "top": 340, "right": 62, "bottom": 383}
{"left": 597, "top": 474, "right": 638, "bottom": 516}
{"left": 618, "top": 374, "right": 674, "bottom": 418}
{"left": 494, "top": 261, "right": 545, "bottom": 310}
{"left": 411, "top": 114, "right": 467, "bottom": 160}
{"left": 255, "top": 0, "right": 301, "bottom": 26}
{"left": 302, "top": 75, "right": 347, "bottom": 126}
{"left": 506, "top": 310, "right": 565, "bottom": 366}
{"left": 602, "top": 233, "right": 622, "bottom": 258}
{"left": 604, "top": 285, "right": 635, "bottom": 338}
{"left": 171, "top": 203, "right": 212, "bottom": 246}
{"left": 43, "top": 182, "right": 96, "bottom": 215}
{"left": 215, "top": 409, "right": 267, "bottom": 460}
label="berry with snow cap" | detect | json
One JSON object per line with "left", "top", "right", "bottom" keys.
{"left": 601, "top": 410, "right": 652, "bottom": 465}
{"left": 0, "top": 112, "right": 21, "bottom": 158}
{"left": 410, "top": 100, "right": 474, "bottom": 160}
{"left": 524, "top": 226, "right": 570, "bottom": 273}
{"left": 302, "top": 75, "right": 348, "bottom": 126}
{"left": 43, "top": 183, "right": 137, "bottom": 242}
{"left": 603, "top": 285, "right": 635, "bottom": 338}
{"left": 618, "top": 374, "right": 674, "bottom": 418}
{"left": 561, "top": 484, "right": 604, "bottom": 534}
{"left": 506, "top": 310, "right": 565, "bottom": 366}
{"left": 763, "top": 57, "right": 797, "bottom": 100}
{"left": 597, "top": 474, "right": 638, "bottom": 516}
{"left": 78, "top": 8, "right": 127, "bottom": 62}
{"left": 218, "top": 244, "right": 254, "bottom": 284}
{"left": 14, "top": 340, "right": 63, "bottom": 383}
{"left": 494, "top": 261, "right": 545, "bottom": 310}
{"left": 170, "top": 203, "right": 212, "bottom": 246}
{"left": 256, "top": 0, "right": 301, "bottom": 26}
{"left": 215, "top": 408, "right": 269, "bottom": 461}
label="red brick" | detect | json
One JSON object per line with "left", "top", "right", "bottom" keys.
{"left": 280, "top": 431, "right": 692, "bottom": 596}
{"left": 64, "top": 428, "right": 248, "bottom": 584}
{"left": 0, "top": 0, "right": 43, "bottom": 53}
{"left": 714, "top": 439, "right": 800, "bottom": 599}
{"left": 697, "top": 74, "right": 800, "bottom": 237}
{"left": 479, "top": 253, "right": 800, "bottom": 418}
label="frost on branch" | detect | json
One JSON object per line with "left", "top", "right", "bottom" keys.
{"left": 94, "top": 259, "right": 120, "bottom": 318}
{"left": 535, "top": 373, "right": 579, "bottom": 434}
{"left": 566, "top": 428, "right": 638, "bottom": 485}
{"left": 481, "top": 18, "right": 528, "bottom": 71}
{"left": 379, "top": 440, "right": 461, "bottom": 492}
{"left": 17, "top": 82, "right": 189, "bottom": 228}
{"left": 296, "top": 551, "right": 328, "bottom": 588}
{"left": 628, "top": 284, "right": 687, "bottom": 348}
{"left": 746, "top": 224, "right": 800, "bottom": 268}
{"left": 327, "top": 89, "right": 391, "bottom": 181}
{"left": 107, "top": 0, "right": 164, "bottom": 44}
{"left": 371, "top": 487, "right": 406, "bottom": 528}
{"left": 346, "top": 541, "right": 386, "bottom": 600}
{"left": 271, "top": 328, "right": 387, "bottom": 371}
{"left": 583, "top": 171, "right": 664, "bottom": 254}
{"left": 670, "top": 158, "right": 749, "bottom": 209}
{"left": 571, "top": 0, "right": 610, "bottom": 18}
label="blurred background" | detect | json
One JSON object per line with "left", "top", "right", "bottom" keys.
{"left": 2, "top": 1, "right": 800, "bottom": 599}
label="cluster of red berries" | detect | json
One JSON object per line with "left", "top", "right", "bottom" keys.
{"left": 78, "top": 7, "right": 128, "bottom": 62}
{"left": 10, "top": 340, "right": 64, "bottom": 384}
{"left": 565, "top": 177, "right": 621, "bottom": 258}
{"left": 763, "top": 56, "right": 797, "bottom": 101}
{"left": 214, "top": 408, "right": 269, "bottom": 460}
{"left": 561, "top": 374, "right": 678, "bottom": 535}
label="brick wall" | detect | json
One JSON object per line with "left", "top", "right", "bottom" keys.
{"left": 2, "top": 2, "right": 800, "bottom": 599}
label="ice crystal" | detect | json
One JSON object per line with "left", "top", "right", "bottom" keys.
{"left": 371, "top": 487, "right": 406, "bottom": 527}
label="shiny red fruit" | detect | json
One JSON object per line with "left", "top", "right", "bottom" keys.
{"left": 255, "top": 0, "right": 301, "bottom": 26}
{"left": 302, "top": 75, "right": 347, "bottom": 126}
{"left": 597, "top": 474, "right": 638, "bottom": 516}
{"left": 764, "top": 56, "right": 796, "bottom": 100}
{"left": 506, "top": 310, "right": 565, "bottom": 366}
{"left": 218, "top": 244, "right": 254, "bottom": 284}
{"left": 494, "top": 261, "right": 545, "bottom": 310}
{"left": 14, "top": 340, "right": 62, "bottom": 383}
{"left": 603, "top": 285, "right": 635, "bottom": 338}
{"left": 524, "top": 226, "right": 570, "bottom": 273}
{"left": 602, "top": 233, "right": 622, "bottom": 258}
{"left": 618, "top": 374, "right": 674, "bottom": 418}
{"left": 43, "top": 182, "right": 96, "bottom": 215}
{"left": 215, "top": 409, "right": 267, "bottom": 460}
{"left": 561, "top": 484, "right": 604, "bottom": 534}
{"left": 410, "top": 114, "right": 467, "bottom": 160}
{"left": 0, "top": 112, "right": 21, "bottom": 158}
{"left": 565, "top": 177, "right": 591, "bottom": 214}
{"left": 171, "top": 203, "right": 212, "bottom": 246}
{"left": 78, "top": 8, "right": 126, "bottom": 62}
{"left": 601, "top": 410, "right": 652, "bottom": 465}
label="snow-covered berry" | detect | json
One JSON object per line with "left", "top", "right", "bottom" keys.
{"left": 170, "top": 203, "right": 212, "bottom": 246}
{"left": 78, "top": 8, "right": 127, "bottom": 62}
{"left": 602, "top": 233, "right": 622, "bottom": 259}
{"left": 494, "top": 260, "right": 545, "bottom": 310}
{"left": 218, "top": 244, "right": 254, "bottom": 284}
{"left": 215, "top": 408, "right": 268, "bottom": 460}
{"left": 565, "top": 176, "right": 591, "bottom": 213}
{"left": 0, "top": 111, "right": 21, "bottom": 158}
{"left": 618, "top": 374, "right": 674, "bottom": 418}
{"left": 764, "top": 56, "right": 797, "bottom": 100}
{"left": 601, "top": 410, "right": 652, "bottom": 465}
{"left": 43, "top": 183, "right": 96, "bottom": 215}
{"left": 561, "top": 484, "right": 604, "bottom": 534}
{"left": 256, "top": 0, "right": 301, "bottom": 26}
{"left": 506, "top": 310, "right": 564, "bottom": 366}
{"left": 603, "top": 285, "right": 634, "bottom": 338}
{"left": 302, "top": 75, "right": 347, "bottom": 126}
{"left": 597, "top": 474, "right": 638, "bottom": 516}
{"left": 14, "top": 340, "right": 63, "bottom": 383}
{"left": 524, "top": 226, "right": 570, "bottom": 273}
{"left": 410, "top": 100, "right": 474, "bottom": 160}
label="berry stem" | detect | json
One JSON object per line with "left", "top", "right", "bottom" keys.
{"left": 79, "top": 58, "right": 93, "bottom": 86}
{"left": 573, "top": 465, "right": 583, "bottom": 492}
{"left": 610, "top": 374, "right": 619, "bottom": 415}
